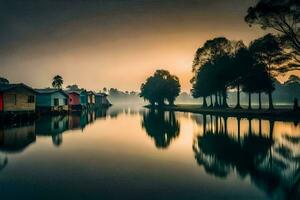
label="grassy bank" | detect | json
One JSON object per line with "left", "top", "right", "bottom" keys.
{"left": 145, "top": 104, "right": 300, "bottom": 122}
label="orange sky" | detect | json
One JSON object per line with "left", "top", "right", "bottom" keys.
{"left": 0, "top": 0, "right": 298, "bottom": 92}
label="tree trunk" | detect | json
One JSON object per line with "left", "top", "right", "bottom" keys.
{"left": 214, "top": 93, "right": 219, "bottom": 107}
{"left": 268, "top": 91, "right": 274, "bottom": 110}
{"left": 237, "top": 117, "right": 241, "bottom": 145}
{"left": 218, "top": 92, "right": 222, "bottom": 107}
{"left": 258, "top": 91, "right": 262, "bottom": 110}
{"left": 224, "top": 117, "right": 228, "bottom": 135}
{"left": 248, "top": 118, "right": 252, "bottom": 135}
{"left": 203, "top": 114, "right": 206, "bottom": 134}
{"left": 222, "top": 90, "right": 228, "bottom": 108}
{"left": 259, "top": 119, "right": 262, "bottom": 137}
{"left": 202, "top": 96, "right": 207, "bottom": 108}
{"left": 235, "top": 84, "right": 241, "bottom": 109}
{"left": 248, "top": 92, "right": 252, "bottom": 110}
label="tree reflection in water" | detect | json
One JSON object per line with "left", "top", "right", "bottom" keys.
{"left": 142, "top": 109, "right": 180, "bottom": 149}
{"left": 193, "top": 114, "right": 300, "bottom": 199}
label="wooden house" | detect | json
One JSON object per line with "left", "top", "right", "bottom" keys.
{"left": 66, "top": 90, "right": 88, "bottom": 111}
{"left": 35, "top": 89, "right": 68, "bottom": 112}
{"left": 95, "top": 93, "right": 111, "bottom": 107}
{"left": 0, "top": 83, "right": 36, "bottom": 113}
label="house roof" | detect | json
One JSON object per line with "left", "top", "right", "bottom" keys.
{"left": 0, "top": 83, "right": 36, "bottom": 93}
{"left": 35, "top": 88, "right": 68, "bottom": 97}
{"left": 65, "top": 89, "right": 87, "bottom": 96}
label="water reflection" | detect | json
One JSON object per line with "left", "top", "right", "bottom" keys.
{"left": 0, "top": 122, "right": 36, "bottom": 153}
{"left": 142, "top": 109, "right": 180, "bottom": 149}
{"left": 0, "top": 107, "right": 299, "bottom": 199}
{"left": 35, "top": 115, "right": 69, "bottom": 146}
{"left": 193, "top": 114, "right": 300, "bottom": 199}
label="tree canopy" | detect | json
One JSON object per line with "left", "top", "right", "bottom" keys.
{"left": 140, "top": 70, "right": 181, "bottom": 106}
{"left": 245, "top": 0, "right": 300, "bottom": 68}
{"left": 52, "top": 75, "right": 63, "bottom": 89}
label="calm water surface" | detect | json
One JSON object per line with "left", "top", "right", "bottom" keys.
{"left": 0, "top": 106, "right": 299, "bottom": 200}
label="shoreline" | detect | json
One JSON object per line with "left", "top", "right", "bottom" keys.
{"left": 145, "top": 104, "right": 300, "bottom": 122}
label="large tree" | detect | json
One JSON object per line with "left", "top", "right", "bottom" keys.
{"left": 249, "top": 34, "right": 290, "bottom": 109}
{"left": 52, "top": 75, "right": 63, "bottom": 89}
{"left": 192, "top": 37, "right": 244, "bottom": 108}
{"left": 231, "top": 47, "right": 253, "bottom": 109}
{"left": 140, "top": 70, "right": 181, "bottom": 106}
{"left": 245, "top": 0, "right": 300, "bottom": 68}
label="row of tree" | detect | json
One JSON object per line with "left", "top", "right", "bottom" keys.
{"left": 140, "top": 0, "right": 300, "bottom": 109}
{"left": 191, "top": 34, "right": 290, "bottom": 110}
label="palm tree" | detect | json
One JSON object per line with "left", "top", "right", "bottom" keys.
{"left": 52, "top": 75, "right": 63, "bottom": 89}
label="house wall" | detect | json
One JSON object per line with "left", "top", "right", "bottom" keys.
{"left": 68, "top": 93, "right": 80, "bottom": 105}
{"left": 80, "top": 93, "right": 88, "bottom": 106}
{"left": 36, "top": 94, "right": 51, "bottom": 107}
{"left": 95, "top": 96, "right": 110, "bottom": 106}
{"left": 50, "top": 92, "right": 68, "bottom": 106}
{"left": 3, "top": 88, "right": 35, "bottom": 112}
{"left": 88, "top": 95, "right": 95, "bottom": 104}
{"left": 37, "top": 92, "right": 68, "bottom": 107}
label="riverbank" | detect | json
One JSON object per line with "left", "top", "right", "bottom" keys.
{"left": 146, "top": 104, "right": 300, "bottom": 122}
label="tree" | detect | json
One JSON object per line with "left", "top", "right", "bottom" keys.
{"left": 249, "top": 34, "right": 290, "bottom": 109}
{"left": 0, "top": 77, "right": 9, "bottom": 84}
{"left": 52, "top": 75, "right": 63, "bottom": 89}
{"left": 192, "top": 37, "right": 245, "bottom": 108}
{"left": 192, "top": 37, "right": 237, "bottom": 73}
{"left": 231, "top": 47, "right": 253, "bottom": 109}
{"left": 140, "top": 70, "right": 181, "bottom": 106}
{"left": 245, "top": 0, "right": 300, "bottom": 65}
{"left": 66, "top": 84, "right": 79, "bottom": 90}
{"left": 191, "top": 64, "right": 212, "bottom": 108}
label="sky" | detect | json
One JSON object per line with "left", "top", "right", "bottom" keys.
{"left": 0, "top": 0, "right": 276, "bottom": 92}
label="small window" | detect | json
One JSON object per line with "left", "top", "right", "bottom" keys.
{"left": 28, "top": 95, "right": 35, "bottom": 103}
{"left": 54, "top": 98, "right": 59, "bottom": 106}
{"left": 69, "top": 98, "right": 72, "bottom": 102}
{"left": 64, "top": 99, "right": 68, "bottom": 105}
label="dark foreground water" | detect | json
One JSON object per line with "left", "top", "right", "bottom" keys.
{"left": 0, "top": 106, "right": 299, "bottom": 200}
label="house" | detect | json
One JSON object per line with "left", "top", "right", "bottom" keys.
{"left": 0, "top": 83, "right": 36, "bottom": 113}
{"left": 95, "top": 93, "right": 111, "bottom": 107}
{"left": 87, "top": 91, "right": 96, "bottom": 109}
{"left": 66, "top": 89, "right": 88, "bottom": 111}
{"left": 35, "top": 89, "right": 68, "bottom": 112}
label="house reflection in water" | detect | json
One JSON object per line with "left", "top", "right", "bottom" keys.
{"left": 68, "top": 111, "right": 89, "bottom": 131}
{"left": 193, "top": 114, "right": 300, "bottom": 200}
{"left": 35, "top": 115, "right": 69, "bottom": 146}
{"left": 0, "top": 122, "right": 36, "bottom": 153}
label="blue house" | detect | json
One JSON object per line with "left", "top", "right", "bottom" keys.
{"left": 35, "top": 89, "right": 69, "bottom": 112}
